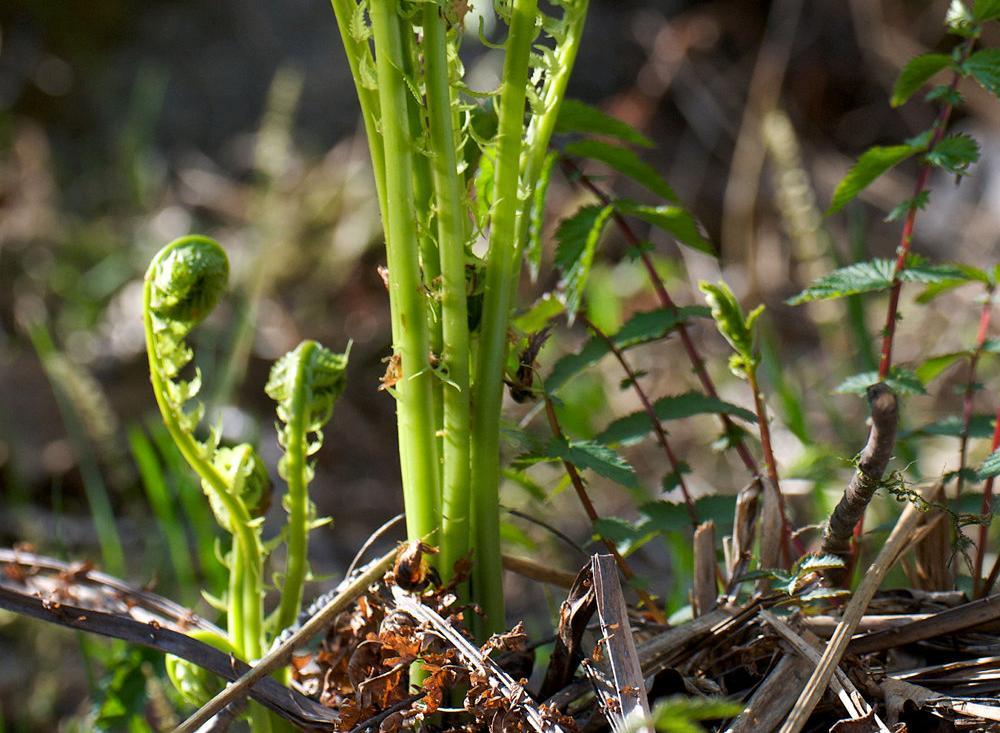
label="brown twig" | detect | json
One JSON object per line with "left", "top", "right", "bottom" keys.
{"left": 820, "top": 383, "right": 899, "bottom": 570}
{"left": 560, "top": 157, "right": 759, "bottom": 476}
{"left": 747, "top": 367, "right": 793, "bottom": 565}
{"left": 542, "top": 394, "right": 667, "bottom": 625}
{"left": 579, "top": 314, "right": 697, "bottom": 525}
{"left": 975, "top": 404, "right": 1000, "bottom": 596}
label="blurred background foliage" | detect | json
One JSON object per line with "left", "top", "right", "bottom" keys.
{"left": 1, "top": 0, "right": 1000, "bottom": 729}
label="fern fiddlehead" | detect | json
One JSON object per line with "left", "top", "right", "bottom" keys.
{"left": 142, "top": 235, "right": 268, "bottom": 659}
{"left": 266, "top": 340, "right": 349, "bottom": 631}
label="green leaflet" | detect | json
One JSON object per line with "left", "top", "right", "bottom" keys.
{"left": 978, "top": 448, "right": 1000, "bottom": 480}
{"left": 909, "top": 414, "right": 996, "bottom": 439}
{"left": 554, "top": 203, "right": 616, "bottom": 320}
{"left": 925, "top": 132, "right": 980, "bottom": 174}
{"left": 563, "top": 138, "right": 678, "bottom": 202}
{"left": 964, "top": 48, "right": 1000, "bottom": 98}
{"left": 787, "top": 257, "right": 966, "bottom": 304}
{"left": 546, "top": 306, "right": 710, "bottom": 392}
{"left": 834, "top": 368, "right": 927, "bottom": 395}
{"left": 615, "top": 200, "right": 714, "bottom": 257}
{"left": 551, "top": 438, "right": 640, "bottom": 489}
{"left": 827, "top": 144, "right": 921, "bottom": 215}
{"left": 554, "top": 98, "right": 654, "bottom": 147}
{"left": 526, "top": 150, "right": 558, "bottom": 282}
{"left": 974, "top": 0, "right": 1000, "bottom": 21}
{"left": 892, "top": 53, "right": 954, "bottom": 107}
{"left": 597, "top": 392, "right": 757, "bottom": 446}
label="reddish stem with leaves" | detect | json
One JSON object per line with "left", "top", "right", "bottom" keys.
{"left": 957, "top": 293, "right": 995, "bottom": 502}
{"left": 580, "top": 315, "right": 698, "bottom": 527}
{"left": 541, "top": 395, "right": 667, "bottom": 624}
{"left": 561, "top": 157, "right": 760, "bottom": 476}
{"left": 878, "top": 41, "right": 974, "bottom": 380}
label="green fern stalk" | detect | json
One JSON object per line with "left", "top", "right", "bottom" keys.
{"left": 369, "top": 0, "right": 442, "bottom": 542}
{"left": 470, "top": 0, "right": 540, "bottom": 635}
{"left": 423, "top": 6, "right": 473, "bottom": 584}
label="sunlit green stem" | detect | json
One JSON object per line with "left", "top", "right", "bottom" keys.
{"left": 423, "top": 6, "right": 472, "bottom": 583}
{"left": 370, "top": 0, "right": 441, "bottom": 541}
{"left": 470, "top": 0, "right": 540, "bottom": 636}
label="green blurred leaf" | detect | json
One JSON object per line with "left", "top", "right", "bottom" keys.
{"left": 513, "top": 293, "right": 564, "bottom": 333}
{"left": 965, "top": 48, "right": 1000, "bottom": 97}
{"left": 835, "top": 368, "right": 927, "bottom": 395}
{"left": 925, "top": 133, "right": 980, "bottom": 174}
{"left": 615, "top": 200, "right": 714, "bottom": 256}
{"left": 563, "top": 139, "right": 677, "bottom": 202}
{"left": 978, "top": 448, "right": 1000, "bottom": 480}
{"left": 910, "top": 414, "right": 995, "bottom": 438}
{"left": 916, "top": 263, "right": 990, "bottom": 302}
{"left": 974, "top": 0, "right": 1000, "bottom": 20}
{"left": 827, "top": 144, "right": 922, "bottom": 214}
{"left": 593, "top": 517, "right": 656, "bottom": 556}
{"left": 648, "top": 696, "right": 742, "bottom": 733}
{"left": 915, "top": 351, "right": 968, "bottom": 383}
{"left": 546, "top": 306, "right": 709, "bottom": 392}
{"left": 892, "top": 53, "right": 954, "bottom": 106}
{"left": 554, "top": 203, "right": 616, "bottom": 321}
{"left": 555, "top": 98, "right": 654, "bottom": 147}
{"left": 597, "top": 392, "right": 756, "bottom": 446}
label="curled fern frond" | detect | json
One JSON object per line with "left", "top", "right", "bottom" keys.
{"left": 266, "top": 340, "right": 350, "bottom": 630}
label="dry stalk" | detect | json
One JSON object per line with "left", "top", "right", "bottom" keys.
{"left": 693, "top": 521, "right": 718, "bottom": 617}
{"left": 778, "top": 488, "right": 927, "bottom": 733}
{"left": 820, "top": 383, "right": 899, "bottom": 568}
{"left": 172, "top": 548, "right": 397, "bottom": 733}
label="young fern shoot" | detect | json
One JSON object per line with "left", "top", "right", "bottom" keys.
{"left": 266, "top": 340, "right": 349, "bottom": 632}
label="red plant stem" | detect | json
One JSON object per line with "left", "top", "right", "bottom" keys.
{"left": 747, "top": 369, "right": 793, "bottom": 566}
{"left": 877, "top": 40, "right": 974, "bottom": 381}
{"left": 561, "top": 157, "right": 760, "bottom": 476}
{"left": 974, "top": 405, "right": 1000, "bottom": 598}
{"left": 580, "top": 315, "right": 698, "bottom": 526}
{"left": 542, "top": 396, "right": 667, "bottom": 624}
{"left": 957, "top": 294, "right": 994, "bottom": 502}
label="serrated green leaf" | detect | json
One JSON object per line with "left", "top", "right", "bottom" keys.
{"left": 513, "top": 293, "right": 564, "bottom": 333}
{"left": 641, "top": 495, "right": 738, "bottom": 533}
{"left": 926, "top": 133, "right": 980, "bottom": 174}
{"left": 827, "top": 144, "right": 921, "bottom": 215}
{"left": 926, "top": 84, "right": 964, "bottom": 106}
{"left": 552, "top": 438, "right": 640, "bottom": 488}
{"left": 915, "top": 351, "right": 968, "bottom": 383}
{"left": 563, "top": 139, "right": 677, "bottom": 202}
{"left": 910, "top": 414, "right": 995, "bottom": 438}
{"left": 916, "top": 263, "right": 990, "bottom": 302}
{"left": 526, "top": 151, "right": 558, "bottom": 283}
{"left": 554, "top": 204, "right": 615, "bottom": 321}
{"left": 597, "top": 392, "right": 756, "bottom": 446}
{"left": 885, "top": 190, "right": 931, "bottom": 222}
{"left": 798, "top": 554, "right": 846, "bottom": 573}
{"left": 892, "top": 53, "right": 953, "bottom": 107}
{"left": 974, "top": 0, "right": 1000, "bottom": 20}
{"left": 978, "top": 448, "right": 1000, "bottom": 480}
{"left": 546, "top": 306, "right": 709, "bottom": 392}
{"left": 555, "top": 99, "right": 654, "bottom": 147}
{"left": 615, "top": 200, "right": 715, "bottom": 256}
{"left": 835, "top": 368, "right": 927, "bottom": 395}
{"left": 788, "top": 257, "right": 966, "bottom": 304}
{"left": 965, "top": 49, "right": 1000, "bottom": 98}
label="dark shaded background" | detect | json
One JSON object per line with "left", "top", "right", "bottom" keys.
{"left": 2, "top": 0, "right": 1000, "bottom": 727}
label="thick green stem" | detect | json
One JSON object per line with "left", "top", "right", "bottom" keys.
{"left": 423, "top": 7, "right": 472, "bottom": 583}
{"left": 469, "top": 0, "right": 540, "bottom": 636}
{"left": 370, "top": 0, "right": 441, "bottom": 542}
{"left": 228, "top": 546, "right": 246, "bottom": 655}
